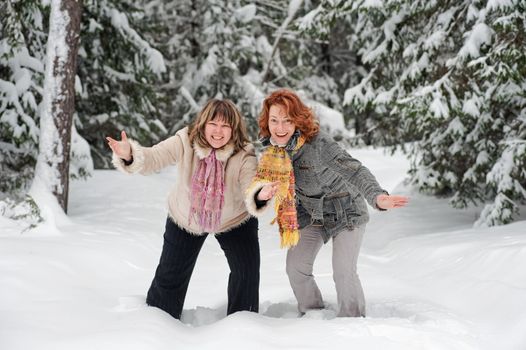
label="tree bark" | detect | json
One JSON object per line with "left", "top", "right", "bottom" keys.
{"left": 34, "top": 0, "right": 82, "bottom": 213}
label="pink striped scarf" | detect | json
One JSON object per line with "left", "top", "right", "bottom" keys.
{"left": 188, "top": 149, "right": 225, "bottom": 232}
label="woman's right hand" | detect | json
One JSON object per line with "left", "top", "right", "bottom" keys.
{"left": 257, "top": 181, "right": 280, "bottom": 201}
{"left": 106, "top": 131, "right": 132, "bottom": 161}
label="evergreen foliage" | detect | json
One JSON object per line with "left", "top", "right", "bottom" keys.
{"left": 301, "top": 0, "right": 526, "bottom": 225}
{"left": 1, "top": 0, "right": 524, "bottom": 226}
{"left": 0, "top": 0, "right": 46, "bottom": 196}
{"left": 77, "top": 0, "right": 167, "bottom": 168}
{"left": 1, "top": 0, "right": 166, "bottom": 194}
{"left": 141, "top": 0, "right": 270, "bottom": 136}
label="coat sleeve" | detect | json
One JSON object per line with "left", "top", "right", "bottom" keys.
{"left": 238, "top": 145, "right": 258, "bottom": 193}
{"left": 244, "top": 180, "right": 272, "bottom": 216}
{"left": 241, "top": 146, "right": 272, "bottom": 216}
{"left": 321, "top": 136, "right": 388, "bottom": 210}
{"left": 112, "top": 134, "right": 185, "bottom": 175}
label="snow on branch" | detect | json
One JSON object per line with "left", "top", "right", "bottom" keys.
{"left": 107, "top": 8, "right": 166, "bottom": 76}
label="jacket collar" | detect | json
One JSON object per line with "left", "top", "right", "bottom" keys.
{"left": 193, "top": 141, "right": 235, "bottom": 162}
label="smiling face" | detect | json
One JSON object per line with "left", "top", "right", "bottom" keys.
{"left": 268, "top": 104, "right": 296, "bottom": 146}
{"left": 204, "top": 117, "right": 232, "bottom": 149}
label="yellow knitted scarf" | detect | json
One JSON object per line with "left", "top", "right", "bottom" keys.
{"left": 248, "top": 135, "right": 306, "bottom": 248}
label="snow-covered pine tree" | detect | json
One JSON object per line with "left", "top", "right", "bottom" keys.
{"left": 139, "top": 0, "right": 210, "bottom": 133}
{"left": 295, "top": 0, "right": 364, "bottom": 141}
{"left": 0, "top": 0, "right": 46, "bottom": 196}
{"left": 305, "top": 0, "right": 526, "bottom": 225}
{"left": 77, "top": 0, "right": 167, "bottom": 168}
{"left": 141, "top": 0, "right": 350, "bottom": 140}
{"left": 1, "top": 0, "right": 163, "bottom": 223}
{"left": 237, "top": 0, "right": 345, "bottom": 137}
{"left": 275, "top": 0, "right": 392, "bottom": 144}
{"left": 139, "top": 0, "right": 267, "bottom": 137}
{"left": 1, "top": 0, "right": 162, "bottom": 191}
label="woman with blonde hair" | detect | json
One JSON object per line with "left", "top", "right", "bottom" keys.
{"left": 107, "top": 99, "right": 260, "bottom": 320}
{"left": 246, "top": 89, "right": 408, "bottom": 317}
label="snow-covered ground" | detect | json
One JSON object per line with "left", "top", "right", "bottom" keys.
{"left": 1, "top": 147, "right": 525, "bottom": 350}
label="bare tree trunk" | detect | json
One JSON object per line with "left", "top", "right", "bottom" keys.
{"left": 33, "top": 0, "right": 82, "bottom": 214}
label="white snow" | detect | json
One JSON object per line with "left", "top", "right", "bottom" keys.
{"left": 201, "top": 46, "right": 220, "bottom": 78}
{"left": 13, "top": 68, "right": 32, "bottom": 94}
{"left": 0, "top": 48, "right": 41, "bottom": 142}
{"left": 344, "top": 71, "right": 376, "bottom": 106}
{"left": 362, "top": 0, "right": 383, "bottom": 8}
{"left": 108, "top": 8, "right": 166, "bottom": 75}
{"left": 88, "top": 18, "right": 103, "bottom": 33}
{"left": 297, "top": 5, "right": 323, "bottom": 31}
{"left": 1, "top": 148, "right": 526, "bottom": 349}
{"left": 287, "top": 0, "right": 303, "bottom": 18}
{"left": 458, "top": 23, "right": 494, "bottom": 60}
{"left": 486, "top": 0, "right": 515, "bottom": 11}
{"left": 445, "top": 117, "right": 465, "bottom": 136}
{"left": 255, "top": 35, "right": 273, "bottom": 60}
{"left": 308, "top": 100, "right": 347, "bottom": 133}
{"left": 236, "top": 71, "right": 266, "bottom": 118}
{"left": 462, "top": 96, "right": 481, "bottom": 117}
{"left": 262, "top": 0, "right": 303, "bottom": 83}
{"left": 486, "top": 142, "right": 526, "bottom": 196}
{"left": 235, "top": 4, "right": 256, "bottom": 23}
{"left": 179, "top": 86, "right": 200, "bottom": 112}
{"left": 69, "top": 125, "right": 94, "bottom": 180}
{"left": 430, "top": 94, "right": 449, "bottom": 119}
{"left": 9, "top": 47, "right": 45, "bottom": 74}
{"left": 362, "top": 12, "right": 405, "bottom": 63}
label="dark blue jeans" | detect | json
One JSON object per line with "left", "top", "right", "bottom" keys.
{"left": 146, "top": 217, "right": 260, "bottom": 319}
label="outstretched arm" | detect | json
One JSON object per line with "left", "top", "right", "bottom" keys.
{"left": 376, "top": 194, "right": 409, "bottom": 209}
{"left": 320, "top": 135, "right": 409, "bottom": 210}
{"left": 322, "top": 138, "right": 387, "bottom": 208}
{"left": 106, "top": 130, "right": 132, "bottom": 161}
{"left": 107, "top": 129, "right": 184, "bottom": 175}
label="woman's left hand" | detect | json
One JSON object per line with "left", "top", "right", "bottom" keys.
{"left": 257, "top": 181, "right": 280, "bottom": 201}
{"left": 376, "top": 194, "right": 409, "bottom": 209}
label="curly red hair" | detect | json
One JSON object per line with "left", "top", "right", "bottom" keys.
{"left": 258, "top": 89, "right": 319, "bottom": 142}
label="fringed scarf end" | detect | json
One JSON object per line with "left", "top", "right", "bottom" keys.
{"left": 280, "top": 229, "right": 300, "bottom": 249}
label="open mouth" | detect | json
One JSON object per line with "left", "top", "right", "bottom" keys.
{"left": 211, "top": 136, "right": 224, "bottom": 140}
{"left": 275, "top": 133, "right": 288, "bottom": 137}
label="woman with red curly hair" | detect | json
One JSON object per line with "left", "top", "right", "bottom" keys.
{"left": 246, "top": 89, "right": 408, "bottom": 317}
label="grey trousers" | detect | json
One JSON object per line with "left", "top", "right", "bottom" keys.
{"left": 286, "top": 225, "right": 366, "bottom": 317}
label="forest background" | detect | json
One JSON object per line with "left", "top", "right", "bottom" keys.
{"left": 1, "top": 0, "right": 525, "bottom": 227}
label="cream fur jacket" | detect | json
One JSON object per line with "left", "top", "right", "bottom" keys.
{"left": 112, "top": 127, "right": 257, "bottom": 235}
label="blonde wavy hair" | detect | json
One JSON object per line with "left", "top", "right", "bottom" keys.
{"left": 189, "top": 99, "right": 250, "bottom": 153}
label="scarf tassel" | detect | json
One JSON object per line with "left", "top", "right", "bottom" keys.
{"left": 280, "top": 229, "right": 300, "bottom": 248}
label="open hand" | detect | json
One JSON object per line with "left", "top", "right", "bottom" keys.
{"left": 106, "top": 131, "right": 132, "bottom": 161}
{"left": 257, "top": 181, "right": 280, "bottom": 201}
{"left": 376, "top": 194, "right": 409, "bottom": 209}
